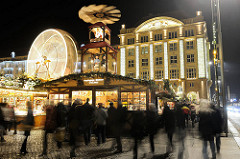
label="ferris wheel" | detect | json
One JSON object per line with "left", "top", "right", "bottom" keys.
{"left": 27, "top": 29, "right": 78, "bottom": 80}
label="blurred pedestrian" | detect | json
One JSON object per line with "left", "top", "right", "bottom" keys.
{"left": 108, "top": 102, "right": 126, "bottom": 154}
{"left": 0, "top": 103, "right": 11, "bottom": 133}
{"left": 107, "top": 102, "right": 117, "bottom": 148}
{"left": 68, "top": 99, "right": 83, "bottom": 158}
{"left": 199, "top": 100, "right": 216, "bottom": 159}
{"left": 162, "top": 102, "right": 175, "bottom": 152}
{"left": 176, "top": 103, "right": 188, "bottom": 159}
{"left": 146, "top": 103, "right": 158, "bottom": 154}
{"left": 20, "top": 101, "right": 34, "bottom": 155}
{"left": 55, "top": 102, "right": 68, "bottom": 149}
{"left": 211, "top": 102, "right": 223, "bottom": 153}
{"left": 131, "top": 109, "right": 146, "bottom": 159}
{"left": 95, "top": 103, "right": 108, "bottom": 145}
{"left": 190, "top": 105, "right": 196, "bottom": 128}
{"left": 0, "top": 103, "right": 6, "bottom": 142}
{"left": 82, "top": 98, "right": 95, "bottom": 145}
{"left": 40, "top": 101, "right": 57, "bottom": 156}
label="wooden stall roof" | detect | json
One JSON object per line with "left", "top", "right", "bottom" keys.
{"left": 36, "top": 72, "right": 156, "bottom": 92}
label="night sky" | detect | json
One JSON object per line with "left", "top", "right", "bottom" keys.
{"left": 0, "top": 0, "right": 240, "bottom": 99}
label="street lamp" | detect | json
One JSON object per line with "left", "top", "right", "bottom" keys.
{"left": 211, "top": 0, "right": 228, "bottom": 136}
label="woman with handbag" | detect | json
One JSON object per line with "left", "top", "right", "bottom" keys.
{"left": 19, "top": 101, "right": 34, "bottom": 155}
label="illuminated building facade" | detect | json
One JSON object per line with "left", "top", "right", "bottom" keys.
{"left": 118, "top": 11, "right": 211, "bottom": 100}
{"left": 0, "top": 53, "right": 27, "bottom": 78}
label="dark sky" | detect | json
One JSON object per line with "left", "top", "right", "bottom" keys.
{"left": 0, "top": 0, "right": 240, "bottom": 99}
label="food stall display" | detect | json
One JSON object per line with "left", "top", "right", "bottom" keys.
{"left": 0, "top": 88, "right": 47, "bottom": 116}
{"left": 72, "top": 91, "right": 92, "bottom": 104}
{"left": 96, "top": 90, "right": 118, "bottom": 108}
{"left": 49, "top": 94, "right": 69, "bottom": 105}
{"left": 121, "top": 92, "right": 146, "bottom": 111}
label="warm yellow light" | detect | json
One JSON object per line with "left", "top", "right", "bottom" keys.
{"left": 213, "top": 49, "right": 217, "bottom": 56}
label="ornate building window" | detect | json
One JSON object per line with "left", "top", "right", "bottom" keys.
{"left": 141, "top": 36, "right": 149, "bottom": 43}
{"left": 127, "top": 38, "right": 135, "bottom": 45}
{"left": 141, "top": 59, "right": 148, "bottom": 66}
{"left": 186, "top": 41, "right": 194, "bottom": 50}
{"left": 141, "top": 46, "right": 148, "bottom": 54}
{"left": 155, "top": 57, "right": 163, "bottom": 65}
{"left": 154, "top": 34, "right": 162, "bottom": 41}
{"left": 155, "top": 45, "right": 162, "bottom": 53}
{"left": 187, "top": 68, "right": 196, "bottom": 79}
{"left": 187, "top": 54, "right": 195, "bottom": 63}
{"left": 170, "top": 69, "right": 179, "bottom": 79}
{"left": 128, "top": 60, "right": 134, "bottom": 68}
{"left": 185, "top": 29, "right": 194, "bottom": 37}
{"left": 128, "top": 48, "right": 135, "bottom": 56}
{"left": 169, "top": 31, "right": 177, "bottom": 39}
{"left": 190, "top": 82, "right": 194, "bottom": 87}
{"left": 170, "top": 55, "right": 177, "bottom": 64}
{"left": 155, "top": 70, "right": 163, "bottom": 79}
{"left": 169, "top": 43, "right": 177, "bottom": 51}
{"left": 141, "top": 71, "right": 149, "bottom": 80}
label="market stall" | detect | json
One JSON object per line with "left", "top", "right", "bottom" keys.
{"left": 0, "top": 88, "right": 48, "bottom": 127}
{"left": 38, "top": 72, "right": 156, "bottom": 110}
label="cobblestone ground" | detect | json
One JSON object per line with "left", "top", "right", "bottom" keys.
{"left": 0, "top": 126, "right": 200, "bottom": 159}
{"left": 0, "top": 129, "right": 136, "bottom": 159}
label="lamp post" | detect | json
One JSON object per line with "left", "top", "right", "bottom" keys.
{"left": 211, "top": 0, "right": 227, "bottom": 136}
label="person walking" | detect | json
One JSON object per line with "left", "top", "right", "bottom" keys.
{"left": 108, "top": 102, "right": 126, "bottom": 154}
{"left": 95, "top": 103, "right": 108, "bottom": 145}
{"left": 20, "top": 101, "right": 34, "bottom": 155}
{"left": 131, "top": 109, "right": 146, "bottom": 159}
{"left": 0, "top": 103, "right": 6, "bottom": 142}
{"left": 81, "top": 98, "right": 95, "bottom": 145}
{"left": 211, "top": 102, "right": 223, "bottom": 153}
{"left": 146, "top": 103, "right": 158, "bottom": 155}
{"left": 68, "top": 99, "right": 83, "bottom": 158}
{"left": 176, "top": 103, "right": 188, "bottom": 159}
{"left": 190, "top": 105, "right": 196, "bottom": 128}
{"left": 40, "top": 101, "right": 57, "bottom": 157}
{"left": 55, "top": 102, "right": 68, "bottom": 149}
{"left": 162, "top": 102, "right": 175, "bottom": 152}
{"left": 199, "top": 100, "right": 216, "bottom": 159}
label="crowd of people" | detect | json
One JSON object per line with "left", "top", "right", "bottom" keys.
{"left": 0, "top": 99, "right": 223, "bottom": 159}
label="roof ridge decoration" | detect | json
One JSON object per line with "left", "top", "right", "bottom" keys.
{"left": 36, "top": 72, "right": 157, "bottom": 87}
{"left": 135, "top": 16, "right": 184, "bottom": 33}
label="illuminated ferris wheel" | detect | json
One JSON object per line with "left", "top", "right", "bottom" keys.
{"left": 27, "top": 29, "right": 78, "bottom": 80}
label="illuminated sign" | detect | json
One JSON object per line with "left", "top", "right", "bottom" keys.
{"left": 83, "top": 79, "right": 104, "bottom": 85}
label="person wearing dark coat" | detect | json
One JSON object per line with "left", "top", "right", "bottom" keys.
{"left": 68, "top": 99, "right": 84, "bottom": 158}
{"left": 0, "top": 103, "right": 6, "bottom": 142}
{"left": 146, "top": 103, "right": 158, "bottom": 154}
{"left": 81, "top": 98, "right": 95, "bottom": 145}
{"left": 162, "top": 102, "right": 175, "bottom": 152}
{"left": 199, "top": 100, "right": 216, "bottom": 159}
{"left": 20, "top": 101, "right": 34, "bottom": 155}
{"left": 108, "top": 102, "right": 126, "bottom": 154}
{"left": 95, "top": 103, "right": 108, "bottom": 145}
{"left": 55, "top": 102, "right": 68, "bottom": 149}
{"left": 40, "top": 101, "right": 57, "bottom": 156}
{"left": 175, "top": 103, "right": 187, "bottom": 159}
{"left": 211, "top": 102, "right": 223, "bottom": 153}
{"left": 131, "top": 109, "right": 146, "bottom": 159}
